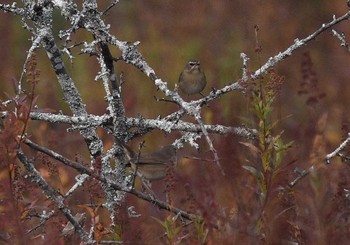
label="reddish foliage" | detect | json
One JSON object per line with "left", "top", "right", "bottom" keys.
{"left": 1, "top": 1, "right": 350, "bottom": 244}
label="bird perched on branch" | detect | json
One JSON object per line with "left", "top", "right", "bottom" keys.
{"left": 129, "top": 145, "right": 177, "bottom": 181}
{"left": 117, "top": 138, "right": 177, "bottom": 181}
{"left": 178, "top": 59, "right": 207, "bottom": 96}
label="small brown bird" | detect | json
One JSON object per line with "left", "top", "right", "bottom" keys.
{"left": 130, "top": 145, "right": 177, "bottom": 181}
{"left": 178, "top": 60, "right": 207, "bottom": 96}
{"left": 117, "top": 138, "right": 177, "bottom": 181}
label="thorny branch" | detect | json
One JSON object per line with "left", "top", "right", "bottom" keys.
{"left": 23, "top": 138, "right": 195, "bottom": 221}
{"left": 1, "top": 0, "right": 350, "bottom": 243}
{"left": 16, "top": 151, "right": 92, "bottom": 243}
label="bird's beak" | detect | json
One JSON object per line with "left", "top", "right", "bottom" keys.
{"left": 190, "top": 64, "right": 199, "bottom": 71}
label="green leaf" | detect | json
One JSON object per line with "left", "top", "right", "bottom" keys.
{"left": 242, "top": 165, "right": 262, "bottom": 180}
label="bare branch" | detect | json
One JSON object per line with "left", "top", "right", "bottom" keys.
{"left": 16, "top": 150, "right": 93, "bottom": 243}
{"left": 251, "top": 11, "right": 350, "bottom": 80}
{"left": 23, "top": 139, "right": 195, "bottom": 221}
{"left": 325, "top": 133, "right": 350, "bottom": 164}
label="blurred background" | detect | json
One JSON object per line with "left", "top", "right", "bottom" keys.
{"left": 1, "top": 0, "right": 350, "bottom": 244}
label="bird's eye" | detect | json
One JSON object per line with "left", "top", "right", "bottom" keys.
{"left": 189, "top": 61, "right": 199, "bottom": 66}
